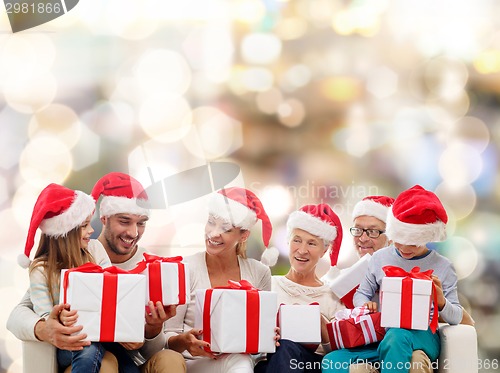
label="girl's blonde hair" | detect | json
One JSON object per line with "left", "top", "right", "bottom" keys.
{"left": 29, "top": 226, "right": 94, "bottom": 305}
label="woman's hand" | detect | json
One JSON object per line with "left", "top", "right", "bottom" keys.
{"left": 59, "top": 305, "right": 78, "bottom": 327}
{"left": 320, "top": 314, "right": 330, "bottom": 344}
{"left": 168, "top": 329, "right": 217, "bottom": 359}
{"left": 274, "top": 326, "right": 281, "bottom": 347}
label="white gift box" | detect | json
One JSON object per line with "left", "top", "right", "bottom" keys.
{"left": 60, "top": 269, "right": 146, "bottom": 342}
{"left": 279, "top": 304, "right": 321, "bottom": 344}
{"left": 142, "top": 260, "right": 190, "bottom": 306}
{"left": 194, "top": 287, "right": 278, "bottom": 353}
{"left": 329, "top": 254, "right": 371, "bottom": 300}
{"left": 380, "top": 276, "right": 433, "bottom": 331}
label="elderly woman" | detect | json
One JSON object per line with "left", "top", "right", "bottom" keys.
{"left": 165, "top": 187, "right": 277, "bottom": 373}
{"left": 255, "top": 203, "right": 345, "bottom": 373}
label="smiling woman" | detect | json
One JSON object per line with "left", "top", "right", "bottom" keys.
{"left": 255, "top": 203, "right": 345, "bottom": 373}
{"left": 164, "top": 187, "right": 275, "bottom": 373}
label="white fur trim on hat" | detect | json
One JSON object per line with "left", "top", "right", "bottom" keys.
{"left": 386, "top": 209, "right": 447, "bottom": 246}
{"left": 287, "top": 210, "right": 337, "bottom": 243}
{"left": 352, "top": 199, "right": 390, "bottom": 223}
{"left": 208, "top": 192, "right": 257, "bottom": 229}
{"left": 99, "top": 196, "right": 150, "bottom": 217}
{"left": 39, "top": 191, "right": 95, "bottom": 237}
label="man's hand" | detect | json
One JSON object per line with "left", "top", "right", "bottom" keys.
{"left": 35, "top": 304, "right": 89, "bottom": 351}
{"left": 144, "top": 302, "right": 176, "bottom": 339}
{"left": 168, "top": 329, "right": 216, "bottom": 359}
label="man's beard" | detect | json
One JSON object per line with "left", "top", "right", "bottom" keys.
{"left": 105, "top": 231, "right": 135, "bottom": 256}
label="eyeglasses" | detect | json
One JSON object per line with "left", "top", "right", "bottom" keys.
{"left": 350, "top": 227, "right": 385, "bottom": 238}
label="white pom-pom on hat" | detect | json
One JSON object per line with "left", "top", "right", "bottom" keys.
{"left": 260, "top": 246, "right": 279, "bottom": 267}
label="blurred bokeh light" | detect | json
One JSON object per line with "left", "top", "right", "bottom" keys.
{"left": 1, "top": 0, "right": 500, "bottom": 371}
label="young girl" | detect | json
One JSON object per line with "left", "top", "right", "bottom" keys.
{"left": 19, "top": 183, "right": 138, "bottom": 373}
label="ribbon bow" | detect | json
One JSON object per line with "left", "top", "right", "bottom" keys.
{"left": 382, "top": 265, "right": 439, "bottom": 333}
{"left": 130, "top": 253, "right": 187, "bottom": 305}
{"left": 335, "top": 306, "right": 371, "bottom": 324}
{"left": 224, "top": 279, "right": 258, "bottom": 291}
{"left": 130, "top": 253, "right": 184, "bottom": 273}
{"left": 144, "top": 253, "right": 183, "bottom": 263}
{"left": 62, "top": 263, "right": 128, "bottom": 303}
{"left": 382, "top": 266, "right": 433, "bottom": 280}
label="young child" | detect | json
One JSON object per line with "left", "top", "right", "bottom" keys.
{"left": 322, "top": 185, "right": 463, "bottom": 373}
{"left": 19, "top": 183, "right": 136, "bottom": 373}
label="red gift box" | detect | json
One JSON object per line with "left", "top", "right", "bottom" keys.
{"left": 327, "top": 307, "right": 386, "bottom": 350}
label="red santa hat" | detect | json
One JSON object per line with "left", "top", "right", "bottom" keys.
{"left": 19, "top": 183, "right": 95, "bottom": 268}
{"left": 208, "top": 187, "right": 277, "bottom": 265}
{"left": 91, "top": 172, "right": 150, "bottom": 217}
{"left": 386, "top": 185, "right": 448, "bottom": 246}
{"left": 286, "top": 204, "right": 343, "bottom": 266}
{"left": 352, "top": 195, "right": 395, "bottom": 223}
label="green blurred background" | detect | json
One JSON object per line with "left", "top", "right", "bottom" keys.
{"left": 1, "top": 0, "right": 499, "bottom": 371}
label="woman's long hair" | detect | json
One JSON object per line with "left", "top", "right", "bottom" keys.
{"left": 29, "top": 226, "right": 94, "bottom": 305}
{"left": 235, "top": 234, "right": 248, "bottom": 258}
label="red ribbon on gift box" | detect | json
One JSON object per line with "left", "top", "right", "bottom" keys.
{"left": 132, "top": 253, "right": 186, "bottom": 305}
{"left": 202, "top": 280, "right": 260, "bottom": 353}
{"left": 382, "top": 266, "right": 439, "bottom": 333}
{"left": 62, "top": 263, "right": 129, "bottom": 341}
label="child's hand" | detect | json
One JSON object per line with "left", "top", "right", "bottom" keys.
{"left": 59, "top": 305, "right": 78, "bottom": 327}
{"left": 364, "top": 301, "right": 378, "bottom": 313}
{"left": 431, "top": 275, "right": 446, "bottom": 310}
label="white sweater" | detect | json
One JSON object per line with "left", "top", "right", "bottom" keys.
{"left": 272, "top": 276, "right": 345, "bottom": 322}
